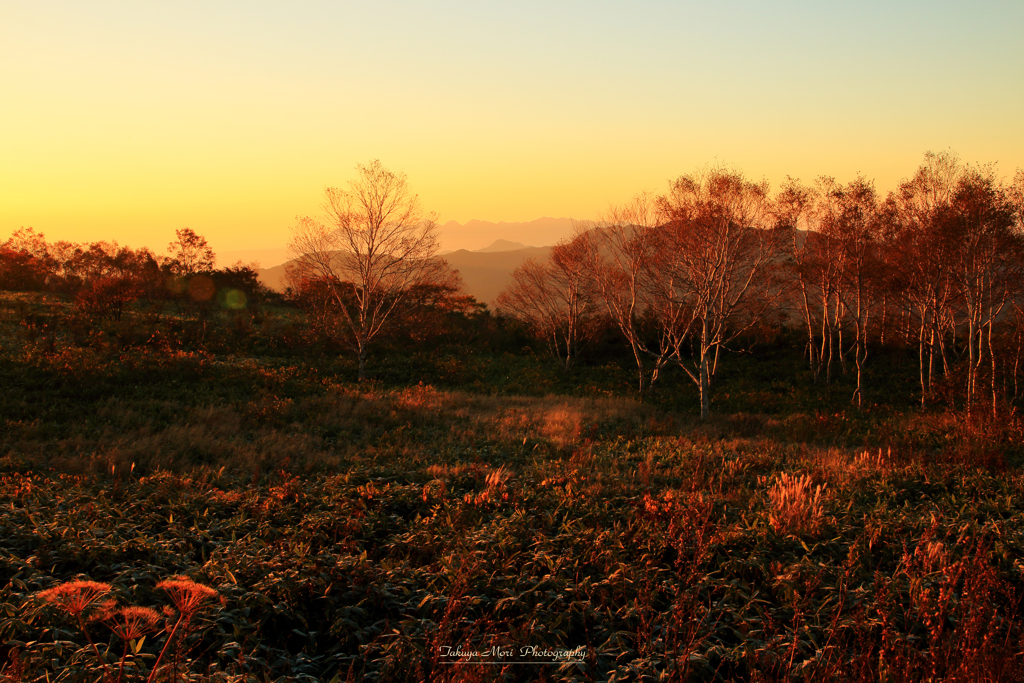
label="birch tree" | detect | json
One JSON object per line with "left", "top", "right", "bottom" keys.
{"left": 815, "top": 176, "right": 887, "bottom": 410}
{"left": 942, "top": 167, "right": 1021, "bottom": 416}
{"left": 583, "top": 194, "right": 667, "bottom": 396}
{"left": 655, "top": 168, "right": 783, "bottom": 420}
{"left": 495, "top": 233, "right": 597, "bottom": 372}
{"left": 891, "top": 151, "right": 961, "bottom": 406}
{"left": 288, "top": 160, "right": 450, "bottom": 380}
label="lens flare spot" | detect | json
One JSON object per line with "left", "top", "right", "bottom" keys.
{"left": 219, "top": 288, "right": 247, "bottom": 310}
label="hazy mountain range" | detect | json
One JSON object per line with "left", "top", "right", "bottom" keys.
{"left": 443, "top": 238, "right": 528, "bottom": 254}
{"left": 219, "top": 217, "right": 574, "bottom": 271}
{"left": 254, "top": 239, "right": 552, "bottom": 307}
{"left": 248, "top": 219, "right": 575, "bottom": 307}
{"left": 436, "top": 217, "right": 574, "bottom": 252}
{"left": 435, "top": 245, "right": 552, "bottom": 306}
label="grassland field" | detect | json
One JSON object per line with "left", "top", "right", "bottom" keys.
{"left": 2, "top": 293, "right": 1024, "bottom": 682}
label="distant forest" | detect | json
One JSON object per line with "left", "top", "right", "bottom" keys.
{"left": 2, "top": 151, "right": 1023, "bottom": 420}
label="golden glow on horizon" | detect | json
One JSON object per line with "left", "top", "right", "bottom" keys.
{"left": 3, "top": 2, "right": 1023, "bottom": 254}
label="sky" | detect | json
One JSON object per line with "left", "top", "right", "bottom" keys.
{"left": 3, "top": 0, "right": 1023, "bottom": 256}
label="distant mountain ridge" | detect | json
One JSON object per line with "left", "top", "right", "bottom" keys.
{"left": 438, "top": 217, "right": 574, "bottom": 252}
{"left": 252, "top": 216, "right": 577, "bottom": 305}
{"left": 441, "top": 246, "right": 552, "bottom": 306}
{"left": 476, "top": 239, "right": 530, "bottom": 252}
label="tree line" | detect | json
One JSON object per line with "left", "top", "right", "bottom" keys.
{"left": 0, "top": 185, "right": 484, "bottom": 362}
{"left": 497, "top": 152, "right": 1024, "bottom": 419}
{"left": 0, "top": 227, "right": 268, "bottom": 346}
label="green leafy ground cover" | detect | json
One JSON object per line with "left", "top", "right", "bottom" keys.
{"left": 2, "top": 295, "right": 1024, "bottom": 681}
{"left": 3, "top": 423, "right": 1024, "bottom": 681}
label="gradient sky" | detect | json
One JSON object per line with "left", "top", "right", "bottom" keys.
{"left": 3, "top": 0, "right": 1023, "bottom": 255}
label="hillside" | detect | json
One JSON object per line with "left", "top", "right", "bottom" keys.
{"left": 441, "top": 246, "right": 551, "bottom": 307}
{"left": 257, "top": 245, "right": 552, "bottom": 308}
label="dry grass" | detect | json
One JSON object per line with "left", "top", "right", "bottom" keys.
{"left": 765, "top": 472, "right": 827, "bottom": 536}
{"left": 15, "top": 385, "right": 663, "bottom": 476}
{"left": 801, "top": 446, "right": 894, "bottom": 490}
{"left": 394, "top": 386, "right": 659, "bottom": 448}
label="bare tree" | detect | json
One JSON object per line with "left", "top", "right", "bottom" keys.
{"left": 287, "top": 160, "right": 450, "bottom": 380}
{"left": 773, "top": 178, "right": 821, "bottom": 375}
{"left": 654, "top": 168, "right": 783, "bottom": 420}
{"left": 891, "top": 151, "right": 962, "bottom": 406}
{"left": 816, "top": 176, "right": 887, "bottom": 410}
{"left": 584, "top": 193, "right": 668, "bottom": 396}
{"left": 496, "top": 232, "right": 597, "bottom": 372}
{"left": 942, "top": 166, "right": 1021, "bottom": 416}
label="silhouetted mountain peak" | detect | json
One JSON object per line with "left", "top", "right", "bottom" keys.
{"left": 476, "top": 239, "right": 529, "bottom": 252}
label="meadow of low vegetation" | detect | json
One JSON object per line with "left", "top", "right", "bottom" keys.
{"left": 2, "top": 289, "right": 1024, "bottom": 682}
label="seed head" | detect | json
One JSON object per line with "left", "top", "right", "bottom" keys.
{"left": 108, "top": 606, "right": 162, "bottom": 641}
{"left": 37, "top": 580, "right": 112, "bottom": 617}
{"left": 156, "top": 577, "right": 218, "bottom": 615}
{"left": 88, "top": 598, "right": 119, "bottom": 623}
